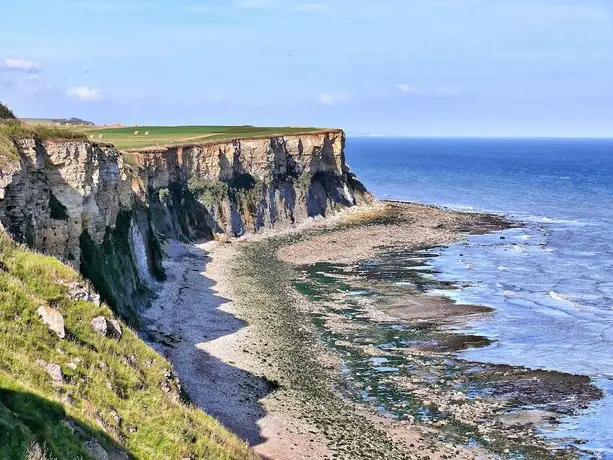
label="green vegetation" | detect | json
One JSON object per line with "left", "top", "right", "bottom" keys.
{"left": 0, "top": 103, "right": 17, "bottom": 120}
{"left": 187, "top": 177, "right": 229, "bottom": 207}
{"left": 82, "top": 125, "right": 323, "bottom": 150}
{"left": 158, "top": 188, "right": 170, "bottom": 203}
{"left": 187, "top": 173, "right": 266, "bottom": 218}
{"left": 228, "top": 174, "right": 265, "bottom": 216}
{"left": 0, "top": 120, "right": 86, "bottom": 142}
{"left": 21, "top": 118, "right": 94, "bottom": 126}
{"left": 0, "top": 231, "right": 254, "bottom": 459}
{"left": 0, "top": 120, "right": 88, "bottom": 167}
{"left": 297, "top": 169, "right": 312, "bottom": 190}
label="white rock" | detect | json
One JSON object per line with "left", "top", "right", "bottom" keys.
{"left": 91, "top": 316, "right": 122, "bottom": 339}
{"left": 37, "top": 306, "right": 65, "bottom": 338}
{"left": 36, "top": 359, "right": 64, "bottom": 384}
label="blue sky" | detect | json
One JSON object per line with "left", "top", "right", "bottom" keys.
{"left": 1, "top": 0, "right": 612, "bottom": 136}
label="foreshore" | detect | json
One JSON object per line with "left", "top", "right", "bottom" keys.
{"left": 143, "top": 201, "right": 602, "bottom": 459}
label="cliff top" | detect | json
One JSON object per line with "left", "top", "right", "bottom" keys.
{"left": 0, "top": 120, "right": 87, "bottom": 167}
{"left": 81, "top": 125, "right": 341, "bottom": 151}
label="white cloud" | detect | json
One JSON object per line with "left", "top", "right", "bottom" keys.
{"left": 3, "top": 58, "right": 41, "bottom": 73}
{"left": 436, "top": 85, "right": 463, "bottom": 97}
{"left": 295, "top": 2, "right": 328, "bottom": 12}
{"left": 67, "top": 86, "right": 102, "bottom": 101}
{"left": 396, "top": 83, "right": 421, "bottom": 94}
{"left": 395, "top": 83, "right": 463, "bottom": 97}
{"left": 317, "top": 92, "right": 351, "bottom": 105}
{"left": 235, "top": 0, "right": 279, "bottom": 8}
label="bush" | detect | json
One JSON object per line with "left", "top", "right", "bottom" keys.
{"left": 297, "top": 169, "right": 312, "bottom": 190}
{"left": 0, "top": 120, "right": 86, "bottom": 142}
{"left": 158, "top": 188, "right": 170, "bottom": 203}
{"left": 0, "top": 103, "right": 16, "bottom": 120}
{"left": 187, "top": 177, "right": 228, "bottom": 206}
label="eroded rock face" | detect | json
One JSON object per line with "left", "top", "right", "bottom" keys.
{"left": 0, "top": 131, "right": 372, "bottom": 323}
{"left": 0, "top": 140, "right": 132, "bottom": 263}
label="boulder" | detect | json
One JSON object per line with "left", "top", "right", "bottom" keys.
{"left": 36, "top": 359, "right": 64, "bottom": 385}
{"left": 91, "top": 316, "right": 122, "bottom": 339}
{"left": 37, "top": 306, "right": 65, "bottom": 338}
{"left": 83, "top": 440, "right": 109, "bottom": 460}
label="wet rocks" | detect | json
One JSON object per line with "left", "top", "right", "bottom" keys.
{"left": 37, "top": 305, "right": 65, "bottom": 338}
{"left": 91, "top": 316, "right": 122, "bottom": 339}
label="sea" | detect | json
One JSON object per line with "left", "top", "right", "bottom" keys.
{"left": 345, "top": 137, "right": 613, "bottom": 458}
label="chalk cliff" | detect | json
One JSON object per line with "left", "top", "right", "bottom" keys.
{"left": 0, "top": 130, "right": 372, "bottom": 322}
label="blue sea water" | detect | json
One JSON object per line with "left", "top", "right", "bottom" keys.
{"left": 346, "top": 137, "right": 613, "bottom": 457}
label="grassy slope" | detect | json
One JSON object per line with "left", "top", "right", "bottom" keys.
{"left": 0, "top": 231, "right": 254, "bottom": 460}
{"left": 83, "top": 125, "right": 323, "bottom": 150}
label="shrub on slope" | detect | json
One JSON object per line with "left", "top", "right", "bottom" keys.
{"left": 0, "top": 103, "right": 16, "bottom": 120}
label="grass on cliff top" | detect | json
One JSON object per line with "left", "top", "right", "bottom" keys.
{"left": 0, "top": 231, "right": 255, "bottom": 460}
{"left": 0, "top": 121, "right": 87, "bottom": 168}
{"left": 82, "top": 125, "right": 325, "bottom": 150}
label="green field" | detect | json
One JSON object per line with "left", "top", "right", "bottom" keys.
{"left": 83, "top": 125, "right": 325, "bottom": 150}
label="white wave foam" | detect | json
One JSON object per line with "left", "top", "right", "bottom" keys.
{"left": 549, "top": 291, "right": 573, "bottom": 304}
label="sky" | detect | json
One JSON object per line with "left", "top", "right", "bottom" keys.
{"left": 1, "top": 0, "right": 612, "bottom": 137}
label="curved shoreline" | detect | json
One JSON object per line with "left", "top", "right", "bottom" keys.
{"left": 142, "top": 202, "right": 602, "bottom": 459}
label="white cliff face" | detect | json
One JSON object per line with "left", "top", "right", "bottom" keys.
{"left": 0, "top": 139, "right": 134, "bottom": 263}
{"left": 136, "top": 130, "right": 347, "bottom": 185}
{"left": 137, "top": 130, "right": 370, "bottom": 235}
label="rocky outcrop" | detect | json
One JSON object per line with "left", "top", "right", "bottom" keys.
{"left": 0, "top": 139, "right": 157, "bottom": 322}
{"left": 0, "top": 130, "right": 373, "bottom": 323}
{"left": 91, "top": 316, "right": 122, "bottom": 339}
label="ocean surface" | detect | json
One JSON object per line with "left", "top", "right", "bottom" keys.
{"left": 345, "top": 137, "right": 613, "bottom": 457}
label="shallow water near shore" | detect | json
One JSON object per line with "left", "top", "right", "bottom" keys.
{"left": 346, "top": 137, "right": 613, "bottom": 457}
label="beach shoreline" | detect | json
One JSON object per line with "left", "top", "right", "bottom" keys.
{"left": 143, "top": 201, "right": 602, "bottom": 459}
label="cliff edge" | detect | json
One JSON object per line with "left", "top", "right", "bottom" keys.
{"left": 0, "top": 129, "right": 373, "bottom": 322}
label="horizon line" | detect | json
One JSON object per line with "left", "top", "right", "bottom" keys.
{"left": 346, "top": 134, "right": 613, "bottom": 140}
